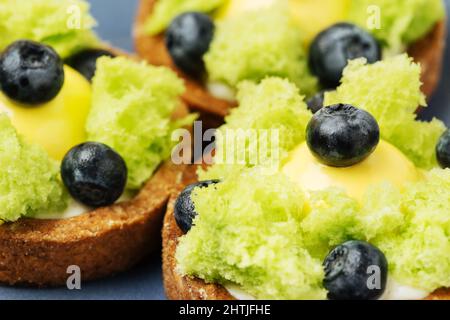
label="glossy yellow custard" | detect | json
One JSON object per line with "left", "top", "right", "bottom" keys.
{"left": 216, "top": 0, "right": 350, "bottom": 45}
{"left": 216, "top": 0, "right": 276, "bottom": 16}
{"left": 0, "top": 66, "right": 92, "bottom": 161}
{"left": 290, "top": 0, "right": 350, "bottom": 45}
{"left": 282, "top": 140, "right": 422, "bottom": 200}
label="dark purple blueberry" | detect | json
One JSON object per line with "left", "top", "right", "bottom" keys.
{"left": 437, "top": 130, "right": 450, "bottom": 169}
{"left": 306, "top": 90, "right": 328, "bottom": 114}
{"left": 309, "top": 23, "right": 381, "bottom": 88}
{"left": 61, "top": 142, "right": 127, "bottom": 207}
{"left": 65, "top": 48, "right": 115, "bottom": 81}
{"left": 306, "top": 104, "right": 380, "bottom": 167}
{"left": 0, "top": 40, "right": 64, "bottom": 105}
{"left": 324, "top": 240, "right": 388, "bottom": 300}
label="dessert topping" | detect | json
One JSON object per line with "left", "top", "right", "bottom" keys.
{"left": 0, "top": 40, "right": 64, "bottom": 105}
{"left": 175, "top": 180, "right": 220, "bottom": 233}
{"left": 61, "top": 142, "right": 127, "bottom": 207}
{"left": 166, "top": 12, "right": 215, "bottom": 78}
{"left": 323, "top": 240, "right": 388, "bottom": 300}
{"left": 306, "top": 104, "right": 380, "bottom": 167}
{"left": 309, "top": 23, "right": 381, "bottom": 88}
{"left": 66, "top": 48, "right": 116, "bottom": 81}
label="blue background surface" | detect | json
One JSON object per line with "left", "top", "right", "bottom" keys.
{"left": 0, "top": 0, "right": 449, "bottom": 300}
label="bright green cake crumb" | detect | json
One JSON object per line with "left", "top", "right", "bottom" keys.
{"left": 374, "top": 169, "right": 450, "bottom": 291}
{"left": 0, "top": 0, "right": 99, "bottom": 58}
{"left": 144, "top": 0, "right": 224, "bottom": 35}
{"left": 177, "top": 168, "right": 327, "bottom": 300}
{"left": 86, "top": 56, "right": 190, "bottom": 189}
{"left": 348, "top": 0, "right": 445, "bottom": 53}
{"left": 204, "top": 7, "right": 317, "bottom": 95}
{"left": 301, "top": 189, "right": 362, "bottom": 259}
{"left": 200, "top": 77, "right": 312, "bottom": 181}
{"left": 325, "top": 55, "right": 447, "bottom": 169}
{"left": 299, "top": 184, "right": 406, "bottom": 261}
{"left": 0, "top": 114, "right": 67, "bottom": 222}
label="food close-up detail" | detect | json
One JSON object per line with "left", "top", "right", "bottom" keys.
{"left": 0, "top": 0, "right": 448, "bottom": 304}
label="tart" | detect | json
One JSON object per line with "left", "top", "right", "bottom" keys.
{"left": 0, "top": 0, "right": 193, "bottom": 286}
{"left": 134, "top": 0, "right": 447, "bottom": 119}
{"left": 162, "top": 55, "right": 450, "bottom": 300}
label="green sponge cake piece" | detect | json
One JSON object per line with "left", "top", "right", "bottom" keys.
{"left": 325, "top": 55, "right": 446, "bottom": 169}
{"left": 204, "top": 7, "right": 317, "bottom": 96}
{"left": 199, "top": 77, "right": 312, "bottom": 181}
{"left": 86, "top": 56, "right": 190, "bottom": 189}
{"left": 144, "top": 0, "right": 225, "bottom": 35}
{"left": 377, "top": 169, "right": 450, "bottom": 291}
{"left": 0, "top": 114, "right": 67, "bottom": 222}
{"left": 348, "top": 0, "right": 445, "bottom": 52}
{"left": 177, "top": 168, "right": 327, "bottom": 300}
{"left": 0, "top": 0, "right": 99, "bottom": 58}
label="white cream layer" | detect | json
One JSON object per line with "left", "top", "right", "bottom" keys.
{"left": 206, "top": 81, "right": 237, "bottom": 102}
{"left": 32, "top": 192, "right": 134, "bottom": 220}
{"left": 225, "top": 278, "right": 430, "bottom": 301}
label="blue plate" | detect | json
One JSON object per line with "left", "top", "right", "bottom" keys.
{"left": 0, "top": 0, "right": 449, "bottom": 300}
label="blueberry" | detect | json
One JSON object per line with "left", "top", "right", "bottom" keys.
{"left": 323, "top": 240, "right": 388, "bottom": 300}
{"left": 306, "top": 90, "right": 328, "bottom": 114}
{"left": 65, "top": 48, "right": 115, "bottom": 81}
{"left": 309, "top": 23, "right": 381, "bottom": 88}
{"left": 61, "top": 142, "right": 128, "bottom": 207}
{"left": 306, "top": 104, "right": 380, "bottom": 167}
{"left": 174, "top": 180, "right": 220, "bottom": 233}
{"left": 436, "top": 130, "right": 450, "bottom": 169}
{"left": 0, "top": 40, "right": 64, "bottom": 105}
{"left": 165, "top": 12, "right": 215, "bottom": 78}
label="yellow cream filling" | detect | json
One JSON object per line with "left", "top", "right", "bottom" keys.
{"left": 0, "top": 65, "right": 92, "bottom": 161}
{"left": 216, "top": 0, "right": 350, "bottom": 45}
{"left": 282, "top": 140, "right": 422, "bottom": 201}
